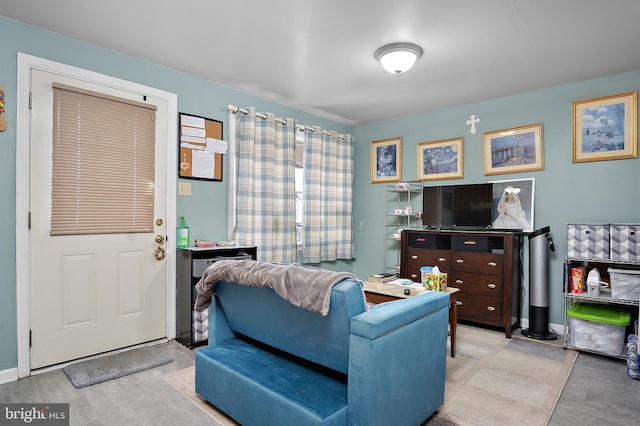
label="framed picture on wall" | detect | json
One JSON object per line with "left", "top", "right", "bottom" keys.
{"left": 572, "top": 91, "right": 637, "bottom": 163}
{"left": 489, "top": 178, "right": 535, "bottom": 233}
{"left": 416, "top": 137, "right": 464, "bottom": 181}
{"left": 371, "top": 137, "right": 402, "bottom": 183}
{"left": 483, "top": 123, "right": 543, "bottom": 176}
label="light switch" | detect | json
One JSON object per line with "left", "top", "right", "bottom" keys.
{"left": 178, "top": 182, "right": 191, "bottom": 196}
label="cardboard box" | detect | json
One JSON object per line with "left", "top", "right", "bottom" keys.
{"left": 421, "top": 267, "right": 447, "bottom": 292}
{"left": 570, "top": 266, "right": 586, "bottom": 294}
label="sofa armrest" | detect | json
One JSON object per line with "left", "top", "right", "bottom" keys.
{"left": 206, "top": 295, "right": 236, "bottom": 345}
{"left": 350, "top": 291, "right": 449, "bottom": 339}
{"left": 348, "top": 291, "right": 449, "bottom": 426}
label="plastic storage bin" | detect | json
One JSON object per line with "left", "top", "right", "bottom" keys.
{"left": 567, "top": 303, "right": 631, "bottom": 357}
{"left": 608, "top": 268, "right": 640, "bottom": 301}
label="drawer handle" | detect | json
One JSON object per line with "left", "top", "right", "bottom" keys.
{"left": 487, "top": 262, "right": 497, "bottom": 267}
{"left": 456, "top": 259, "right": 464, "bottom": 263}
{"left": 486, "top": 306, "right": 495, "bottom": 311}
{"left": 455, "top": 301, "right": 462, "bottom": 306}
{"left": 410, "top": 274, "right": 418, "bottom": 279}
{"left": 463, "top": 240, "right": 477, "bottom": 245}
{"left": 438, "top": 257, "right": 446, "bottom": 262}
{"left": 411, "top": 255, "right": 418, "bottom": 260}
{"left": 487, "top": 283, "right": 496, "bottom": 289}
{"left": 456, "top": 279, "right": 463, "bottom": 284}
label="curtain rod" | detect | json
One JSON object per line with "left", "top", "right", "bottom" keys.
{"left": 227, "top": 104, "right": 287, "bottom": 125}
{"left": 228, "top": 104, "right": 351, "bottom": 141}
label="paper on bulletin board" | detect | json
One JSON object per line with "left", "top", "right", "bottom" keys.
{"left": 192, "top": 149, "right": 215, "bottom": 178}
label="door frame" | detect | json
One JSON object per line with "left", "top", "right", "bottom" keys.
{"left": 15, "top": 53, "right": 178, "bottom": 378}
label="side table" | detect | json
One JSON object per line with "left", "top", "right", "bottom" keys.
{"left": 363, "top": 281, "right": 460, "bottom": 358}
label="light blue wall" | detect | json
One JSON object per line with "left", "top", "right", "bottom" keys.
{"left": 0, "top": 17, "right": 352, "bottom": 372}
{"left": 1, "top": 15, "right": 639, "bottom": 372}
{"left": 352, "top": 72, "right": 640, "bottom": 327}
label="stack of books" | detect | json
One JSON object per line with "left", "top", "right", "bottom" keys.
{"left": 367, "top": 273, "right": 397, "bottom": 283}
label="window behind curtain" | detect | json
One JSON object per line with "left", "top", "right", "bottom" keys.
{"left": 50, "top": 83, "right": 157, "bottom": 235}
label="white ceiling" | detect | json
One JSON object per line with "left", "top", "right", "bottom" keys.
{"left": 2, "top": 0, "right": 640, "bottom": 125}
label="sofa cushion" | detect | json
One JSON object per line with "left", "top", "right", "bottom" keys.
{"left": 214, "top": 278, "right": 366, "bottom": 374}
{"left": 195, "top": 337, "right": 348, "bottom": 426}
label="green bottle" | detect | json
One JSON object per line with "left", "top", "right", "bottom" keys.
{"left": 177, "top": 216, "right": 190, "bottom": 248}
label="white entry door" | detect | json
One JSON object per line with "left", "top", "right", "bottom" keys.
{"left": 29, "top": 69, "right": 168, "bottom": 369}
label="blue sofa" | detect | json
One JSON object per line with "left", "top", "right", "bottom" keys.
{"left": 195, "top": 276, "right": 449, "bottom": 426}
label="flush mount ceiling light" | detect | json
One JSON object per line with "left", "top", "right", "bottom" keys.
{"left": 374, "top": 42, "right": 423, "bottom": 74}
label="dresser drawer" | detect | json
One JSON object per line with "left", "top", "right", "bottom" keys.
{"left": 451, "top": 251, "right": 503, "bottom": 274}
{"left": 406, "top": 232, "right": 452, "bottom": 250}
{"left": 405, "top": 249, "right": 450, "bottom": 280}
{"left": 452, "top": 235, "right": 489, "bottom": 252}
{"left": 457, "top": 293, "right": 503, "bottom": 325}
{"left": 451, "top": 271, "right": 502, "bottom": 295}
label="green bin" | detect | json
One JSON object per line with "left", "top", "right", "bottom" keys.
{"left": 567, "top": 303, "right": 631, "bottom": 356}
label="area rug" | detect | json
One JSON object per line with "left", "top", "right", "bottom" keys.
{"left": 438, "top": 325, "right": 578, "bottom": 426}
{"left": 162, "top": 325, "right": 577, "bottom": 426}
{"left": 63, "top": 346, "right": 173, "bottom": 388}
{"left": 161, "top": 366, "right": 237, "bottom": 426}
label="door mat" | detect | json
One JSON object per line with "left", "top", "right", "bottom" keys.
{"left": 63, "top": 346, "right": 173, "bottom": 388}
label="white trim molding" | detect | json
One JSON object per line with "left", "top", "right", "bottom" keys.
{"left": 0, "top": 368, "right": 18, "bottom": 385}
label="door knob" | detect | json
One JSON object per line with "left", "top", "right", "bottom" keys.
{"left": 155, "top": 234, "right": 165, "bottom": 244}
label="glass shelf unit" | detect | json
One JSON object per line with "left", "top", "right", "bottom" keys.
{"left": 383, "top": 182, "right": 423, "bottom": 275}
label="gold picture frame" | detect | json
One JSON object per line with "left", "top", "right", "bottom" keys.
{"left": 416, "top": 137, "right": 464, "bottom": 181}
{"left": 572, "top": 91, "right": 637, "bottom": 163}
{"left": 483, "top": 123, "right": 543, "bottom": 176}
{"left": 371, "top": 137, "right": 402, "bottom": 183}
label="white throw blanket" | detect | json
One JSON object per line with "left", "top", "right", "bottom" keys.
{"left": 194, "top": 260, "right": 358, "bottom": 316}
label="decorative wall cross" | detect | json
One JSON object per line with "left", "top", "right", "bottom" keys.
{"left": 466, "top": 114, "right": 480, "bottom": 134}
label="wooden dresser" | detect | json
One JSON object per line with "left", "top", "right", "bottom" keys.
{"left": 400, "top": 229, "right": 523, "bottom": 337}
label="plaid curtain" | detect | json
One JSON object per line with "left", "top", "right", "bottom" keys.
{"left": 302, "top": 127, "right": 355, "bottom": 263}
{"left": 235, "top": 107, "right": 297, "bottom": 263}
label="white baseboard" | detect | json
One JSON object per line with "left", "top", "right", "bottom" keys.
{"left": 0, "top": 367, "right": 18, "bottom": 385}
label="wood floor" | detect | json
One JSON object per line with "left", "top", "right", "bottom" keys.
{"left": 0, "top": 338, "right": 638, "bottom": 425}
{"left": 549, "top": 351, "right": 639, "bottom": 425}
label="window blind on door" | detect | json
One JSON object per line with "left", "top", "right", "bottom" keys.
{"left": 50, "top": 83, "right": 157, "bottom": 236}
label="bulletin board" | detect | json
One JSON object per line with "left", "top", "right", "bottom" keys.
{"left": 178, "top": 112, "right": 224, "bottom": 181}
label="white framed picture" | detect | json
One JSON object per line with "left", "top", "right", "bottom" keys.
{"left": 489, "top": 178, "right": 535, "bottom": 233}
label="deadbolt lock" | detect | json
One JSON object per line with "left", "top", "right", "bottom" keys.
{"left": 155, "top": 218, "right": 164, "bottom": 226}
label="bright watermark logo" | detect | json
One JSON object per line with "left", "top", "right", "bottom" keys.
{"left": 1, "top": 404, "right": 68, "bottom": 425}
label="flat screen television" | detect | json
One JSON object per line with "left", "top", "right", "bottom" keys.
{"left": 422, "top": 183, "right": 494, "bottom": 229}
